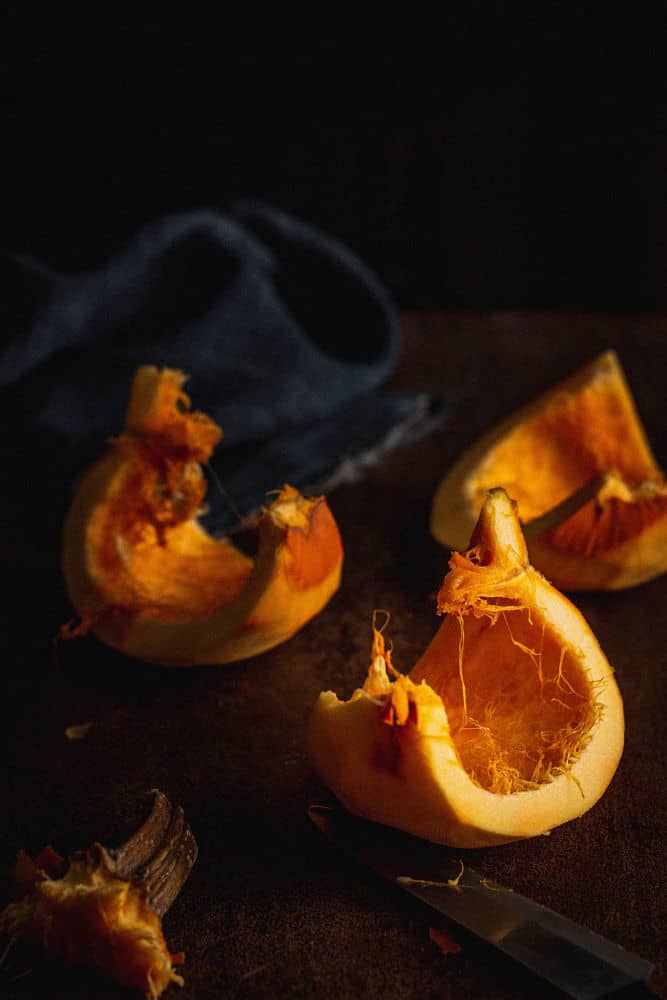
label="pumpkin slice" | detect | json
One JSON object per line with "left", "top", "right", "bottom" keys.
{"left": 430, "top": 350, "right": 667, "bottom": 589}
{"left": 62, "top": 366, "right": 343, "bottom": 666}
{"left": 309, "top": 489, "right": 624, "bottom": 848}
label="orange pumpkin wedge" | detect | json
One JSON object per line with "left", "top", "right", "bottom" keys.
{"left": 309, "top": 488, "right": 624, "bottom": 848}
{"left": 62, "top": 366, "right": 343, "bottom": 666}
{"left": 431, "top": 350, "right": 667, "bottom": 589}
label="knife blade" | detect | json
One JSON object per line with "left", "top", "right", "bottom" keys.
{"left": 308, "top": 805, "right": 654, "bottom": 1000}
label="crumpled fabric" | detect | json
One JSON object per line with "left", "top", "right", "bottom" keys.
{"left": 1, "top": 200, "right": 445, "bottom": 539}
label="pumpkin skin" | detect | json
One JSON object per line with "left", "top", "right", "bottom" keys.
{"left": 309, "top": 489, "right": 624, "bottom": 848}
{"left": 430, "top": 350, "right": 667, "bottom": 590}
{"left": 62, "top": 367, "right": 343, "bottom": 666}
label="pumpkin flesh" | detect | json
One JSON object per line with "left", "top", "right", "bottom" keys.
{"left": 0, "top": 846, "right": 183, "bottom": 999}
{"left": 309, "top": 489, "right": 624, "bottom": 847}
{"left": 430, "top": 350, "right": 667, "bottom": 590}
{"left": 411, "top": 606, "right": 601, "bottom": 797}
{"left": 62, "top": 367, "right": 343, "bottom": 665}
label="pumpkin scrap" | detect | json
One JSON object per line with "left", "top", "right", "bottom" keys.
{"left": 429, "top": 925, "right": 463, "bottom": 956}
{"left": 431, "top": 350, "right": 667, "bottom": 590}
{"left": 0, "top": 791, "right": 195, "bottom": 998}
{"left": 309, "top": 488, "right": 624, "bottom": 848}
{"left": 0, "top": 846, "right": 183, "bottom": 999}
{"left": 64, "top": 722, "right": 94, "bottom": 741}
{"left": 61, "top": 366, "right": 344, "bottom": 665}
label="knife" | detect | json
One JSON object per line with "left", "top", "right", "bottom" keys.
{"left": 308, "top": 805, "right": 654, "bottom": 999}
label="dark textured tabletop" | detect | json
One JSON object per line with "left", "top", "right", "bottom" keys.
{"left": 2, "top": 312, "right": 666, "bottom": 998}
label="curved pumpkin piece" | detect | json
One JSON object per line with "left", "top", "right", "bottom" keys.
{"left": 62, "top": 366, "right": 343, "bottom": 666}
{"left": 309, "top": 489, "right": 624, "bottom": 848}
{"left": 431, "top": 350, "right": 667, "bottom": 589}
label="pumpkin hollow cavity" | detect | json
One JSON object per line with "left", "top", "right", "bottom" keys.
{"left": 466, "top": 373, "right": 657, "bottom": 525}
{"left": 89, "top": 479, "right": 253, "bottom": 622}
{"left": 82, "top": 447, "right": 336, "bottom": 622}
{"left": 535, "top": 476, "right": 667, "bottom": 558}
{"left": 83, "top": 418, "right": 253, "bottom": 622}
{"left": 412, "top": 607, "right": 603, "bottom": 795}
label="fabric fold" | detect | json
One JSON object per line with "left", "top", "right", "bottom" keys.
{"left": 1, "top": 201, "right": 447, "bottom": 538}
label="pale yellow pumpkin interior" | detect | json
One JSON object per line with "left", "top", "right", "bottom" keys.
{"left": 413, "top": 608, "right": 601, "bottom": 795}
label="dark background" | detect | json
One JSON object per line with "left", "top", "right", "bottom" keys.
{"left": 2, "top": 13, "right": 667, "bottom": 999}
{"left": 3, "top": 8, "right": 667, "bottom": 312}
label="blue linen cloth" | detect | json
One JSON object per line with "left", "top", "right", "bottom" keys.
{"left": 1, "top": 201, "right": 445, "bottom": 539}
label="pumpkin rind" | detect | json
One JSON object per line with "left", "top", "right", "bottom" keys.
{"left": 62, "top": 366, "right": 343, "bottom": 666}
{"left": 309, "top": 489, "right": 624, "bottom": 848}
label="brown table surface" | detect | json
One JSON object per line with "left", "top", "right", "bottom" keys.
{"left": 2, "top": 312, "right": 666, "bottom": 999}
